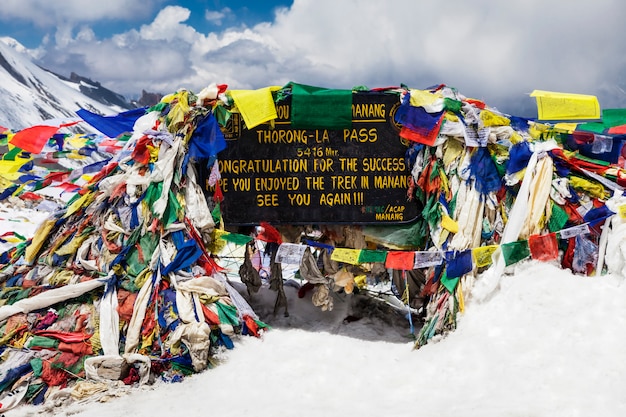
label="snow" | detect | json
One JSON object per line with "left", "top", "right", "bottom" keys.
{"left": 0, "top": 38, "right": 123, "bottom": 130}
{"left": 1, "top": 209, "right": 625, "bottom": 417}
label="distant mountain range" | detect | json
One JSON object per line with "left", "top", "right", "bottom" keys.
{"left": 0, "top": 37, "right": 161, "bottom": 131}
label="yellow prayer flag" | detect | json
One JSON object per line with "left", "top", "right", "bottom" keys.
{"left": 330, "top": 248, "right": 361, "bottom": 265}
{"left": 229, "top": 86, "right": 280, "bottom": 129}
{"left": 0, "top": 158, "right": 31, "bottom": 174}
{"left": 66, "top": 135, "right": 88, "bottom": 149}
{"left": 25, "top": 219, "right": 57, "bottom": 264}
{"left": 530, "top": 90, "right": 601, "bottom": 121}
{"left": 64, "top": 191, "right": 94, "bottom": 218}
{"left": 441, "top": 214, "right": 459, "bottom": 233}
{"left": 553, "top": 123, "right": 579, "bottom": 133}
{"left": 409, "top": 89, "right": 443, "bottom": 108}
{"left": 619, "top": 204, "right": 626, "bottom": 219}
{"left": 472, "top": 245, "right": 498, "bottom": 268}
{"left": 354, "top": 274, "right": 367, "bottom": 289}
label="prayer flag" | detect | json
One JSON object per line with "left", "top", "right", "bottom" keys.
{"left": 229, "top": 87, "right": 279, "bottom": 129}
{"left": 385, "top": 251, "right": 416, "bottom": 270}
{"left": 414, "top": 251, "right": 443, "bottom": 268}
{"left": 219, "top": 232, "right": 253, "bottom": 246}
{"left": 472, "top": 245, "right": 498, "bottom": 268}
{"left": 9, "top": 125, "right": 61, "bottom": 154}
{"left": 530, "top": 90, "right": 601, "bottom": 121}
{"left": 501, "top": 240, "right": 530, "bottom": 266}
{"left": 445, "top": 250, "right": 473, "bottom": 278}
{"left": 528, "top": 233, "right": 559, "bottom": 262}
{"left": 275, "top": 243, "right": 307, "bottom": 265}
{"left": 289, "top": 83, "right": 352, "bottom": 129}
{"left": 76, "top": 107, "right": 147, "bottom": 138}
{"left": 440, "top": 271, "right": 460, "bottom": 294}
{"left": 357, "top": 249, "right": 387, "bottom": 264}
{"left": 330, "top": 248, "right": 361, "bottom": 265}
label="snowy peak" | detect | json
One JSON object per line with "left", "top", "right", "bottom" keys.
{"left": 0, "top": 37, "right": 132, "bottom": 131}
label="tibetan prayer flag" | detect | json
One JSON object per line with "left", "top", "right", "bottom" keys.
{"left": 528, "top": 233, "right": 559, "bottom": 262}
{"left": 256, "top": 222, "right": 282, "bottom": 244}
{"left": 531, "top": 90, "right": 601, "bottom": 121}
{"left": 229, "top": 87, "right": 279, "bottom": 129}
{"left": 358, "top": 249, "right": 387, "bottom": 264}
{"left": 289, "top": 83, "right": 352, "bottom": 130}
{"left": 76, "top": 107, "right": 146, "bottom": 138}
{"left": 440, "top": 271, "right": 460, "bottom": 294}
{"left": 160, "top": 237, "right": 202, "bottom": 276}
{"left": 445, "top": 250, "right": 473, "bottom": 278}
{"left": 441, "top": 215, "right": 458, "bottom": 233}
{"left": 330, "top": 248, "right": 361, "bottom": 265}
{"left": 501, "top": 240, "right": 530, "bottom": 266}
{"left": 221, "top": 232, "right": 253, "bottom": 246}
{"left": 408, "top": 89, "right": 445, "bottom": 113}
{"left": 414, "top": 251, "right": 443, "bottom": 268}
{"left": 188, "top": 112, "right": 226, "bottom": 161}
{"left": 275, "top": 243, "right": 307, "bottom": 265}
{"left": 385, "top": 251, "right": 416, "bottom": 270}
{"left": 547, "top": 203, "right": 569, "bottom": 233}
{"left": 472, "top": 245, "right": 498, "bottom": 268}
{"left": 9, "top": 125, "right": 61, "bottom": 154}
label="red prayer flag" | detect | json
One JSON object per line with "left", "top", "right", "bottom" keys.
{"left": 9, "top": 125, "right": 61, "bottom": 154}
{"left": 257, "top": 221, "right": 282, "bottom": 244}
{"left": 385, "top": 251, "right": 416, "bottom": 270}
{"left": 399, "top": 116, "right": 444, "bottom": 146}
{"left": 528, "top": 232, "right": 559, "bottom": 262}
{"left": 608, "top": 124, "right": 626, "bottom": 135}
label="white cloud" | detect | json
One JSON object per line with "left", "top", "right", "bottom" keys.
{"left": 29, "top": 0, "right": 626, "bottom": 113}
{"left": 205, "top": 7, "right": 233, "bottom": 26}
{"left": 0, "top": 0, "right": 165, "bottom": 27}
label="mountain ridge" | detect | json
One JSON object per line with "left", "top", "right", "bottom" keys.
{"left": 0, "top": 37, "right": 160, "bottom": 132}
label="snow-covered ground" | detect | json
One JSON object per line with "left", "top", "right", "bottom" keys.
{"left": 1, "top": 204, "right": 625, "bottom": 417}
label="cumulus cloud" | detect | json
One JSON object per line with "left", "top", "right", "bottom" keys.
{"left": 25, "top": 0, "right": 626, "bottom": 114}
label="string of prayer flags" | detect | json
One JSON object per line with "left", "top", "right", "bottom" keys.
{"left": 385, "top": 251, "right": 416, "bottom": 270}
{"left": 357, "top": 249, "right": 387, "bottom": 264}
{"left": 414, "top": 250, "right": 444, "bottom": 268}
{"left": 501, "top": 240, "right": 530, "bottom": 266}
{"left": 444, "top": 249, "right": 473, "bottom": 278}
{"left": 528, "top": 233, "right": 559, "bottom": 262}
{"left": 472, "top": 245, "right": 498, "bottom": 268}
{"left": 330, "top": 248, "right": 361, "bottom": 265}
{"left": 276, "top": 243, "right": 308, "bottom": 265}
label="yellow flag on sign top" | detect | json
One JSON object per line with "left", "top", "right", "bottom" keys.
{"left": 530, "top": 90, "right": 601, "bottom": 121}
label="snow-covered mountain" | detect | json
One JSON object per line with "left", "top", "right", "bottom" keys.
{"left": 0, "top": 37, "right": 133, "bottom": 131}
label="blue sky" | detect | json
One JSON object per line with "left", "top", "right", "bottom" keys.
{"left": 1, "top": 0, "right": 625, "bottom": 116}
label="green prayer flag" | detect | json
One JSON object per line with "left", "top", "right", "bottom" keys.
{"left": 601, "top": 108, "right": 626, "bottom": 127}
{"left": 440, "top": 270, "right": 460, "bottom": 293}
{"left": 289, "top": 82, "right": 353, "bottom": 130}
{"left": 357, "top": 249, "right": 387, "bottom": 264}
{"left": 216, "top": 302, "right": 240, "bottom": 326}
{"left": 501, "top": 240, "right": 530, "bottom": 266}
{"left": 548, "top": 202, "right": 569, "bottom": 233}
{"left": 443, "top": 98, "right": 462, "bottom": 113}
{"left": 221, "top": 232, "right": 253, "bottom": 246}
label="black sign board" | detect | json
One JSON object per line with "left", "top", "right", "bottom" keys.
{"left": 211, "top": 91, "right": 419, "bottom": 225}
